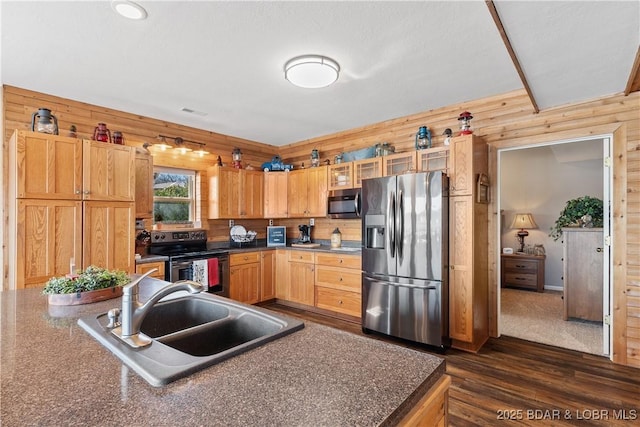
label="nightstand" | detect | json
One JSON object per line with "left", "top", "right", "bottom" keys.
{"left": 501, "top": 253, "right": 546, "bottom": 292}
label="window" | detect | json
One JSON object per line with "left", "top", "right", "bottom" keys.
{"left": 153, "top": 167, "right": 195, "bottom": 224}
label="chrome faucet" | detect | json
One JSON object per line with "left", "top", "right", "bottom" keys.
{"left": 112, "top": 269, "right": 204, "bottom": 348}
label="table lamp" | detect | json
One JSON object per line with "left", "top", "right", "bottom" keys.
{"left": 510, "top": 213, "right": 538, "bottom": 253}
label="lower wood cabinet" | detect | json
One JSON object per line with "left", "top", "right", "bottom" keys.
{"left": 314, "top": 253, "right": 361, "bottom": 318}
{"left": 230, "top": 252, "right": 261, "bottom": 304}
{"left": 285, "top": 250, "right": 316, "bottom": 306}
{"left": 135, "top": 261, "right": 166, "bottom": 280}
{"left": 260, "top": 250, "right": 276, "bottom": 301}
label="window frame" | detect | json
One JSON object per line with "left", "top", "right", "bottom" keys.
{"left": 153, "top": 166, "right": 196, "bottom": 224}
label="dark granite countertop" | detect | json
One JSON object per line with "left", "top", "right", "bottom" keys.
{"left": 1, "top": 285, "right": 444, "bottom": 426}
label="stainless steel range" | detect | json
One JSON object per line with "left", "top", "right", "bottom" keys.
{"left": 148, "top": 230, "right": 229, "bottom": 297}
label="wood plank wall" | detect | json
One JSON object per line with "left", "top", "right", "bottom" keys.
{"left": 3, "top": 85, "right": 639, "bottom": 368}
{"left": 279, "top": 89, "right": 640, "bottom": 368}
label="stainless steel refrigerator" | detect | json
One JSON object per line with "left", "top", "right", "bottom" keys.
{"left": 361, "top": 171, "right": 449, "bottom": 349}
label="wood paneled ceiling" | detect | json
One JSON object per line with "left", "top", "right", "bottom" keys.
{"left": 1, "top": 1, "right": 638, "bottom": 146}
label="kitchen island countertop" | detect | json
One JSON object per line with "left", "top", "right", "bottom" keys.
{"left": 1, "top": 285, "right": 445, "bottom": 426}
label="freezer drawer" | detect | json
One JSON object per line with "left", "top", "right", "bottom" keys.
{"left": 362, "top": 274, "right": 449, "bottom": 348}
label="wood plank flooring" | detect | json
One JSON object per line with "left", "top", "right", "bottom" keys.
{"left": 262, "top": 303, "right": 640, "bottom": 426}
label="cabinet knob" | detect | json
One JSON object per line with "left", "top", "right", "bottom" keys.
{"left": 75, "top": 189, "right": 82, "bottom": 195}
{"left": 451, "top": 266, "right": 455, "bottom": 270}
{"left": 338, "top": 300, "right": 343, "bottom": 305}
{"left": 83, "top": 190, "right": 90, "bottom": 195}
{"left": 339, "top": 277, "right": 343, "bottom": 281}
{"left": 596, "top": 247, "right": 603, "bottom": 252}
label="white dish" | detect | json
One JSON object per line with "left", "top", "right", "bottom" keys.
{"left": 230, "top": 225, "right": 247, "bottom": 237}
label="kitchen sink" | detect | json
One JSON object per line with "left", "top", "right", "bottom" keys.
{"left": 78, "top": 293, "right": 304, "bottom": 387}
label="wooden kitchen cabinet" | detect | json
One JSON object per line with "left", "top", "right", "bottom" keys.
{"left": 83, "top": 201, "right": 136, "bottom": 273}
{"left": 282, "top": 250, "right": 315, "bottom": 306}
{"left": 135, "top": 261, "right": 166, "bottom": 280}
{"left": 501, "top": 253, "right": 545, "bottom": 292}
{"left": 263, "top": 172, "right": 288, "bottom": 218}
{"left": 448, "top": 134, "right": 488, "bottom": 352}
{"left": 418, "top": 146, "right": 450, "bottom": 173}
{"left": 287, "top": 166, "right": 328, "bottom": 218}
{"left": 135, "top": 148, "right": 154, "bottom": 219}
{"left": 82, "top": 140, "right": 136, "bottom": 201}
{"left": 8, "top": 130, "right": 136, "bottom": 289}
{"left": 15, "top": 199, "right": 83, "bottom": 289}
{"left": 328, "top": 162, "right": 353, "bottom": 190}
{"left": 383, "top": 151, "right": 417, "bottom": 176}
{"left": 208, "top": 166, "right": 264, "bottom": 219}
{"left": 450, "top": 134, "right": 486, "bottom": 196}
{"left": 353, "top": 157, "right": 382, "bottom": 187}
{"left": 230, "top": 252, "right": 261, "bottom": 304}
{"left": 562, "top": 228, "right": 604, "bottom": 322}
{"left": 12, "top": 130, "right": 83, "bottom": 200}
{"left": 314, "top": 253, "right": 361, "bottom": 318}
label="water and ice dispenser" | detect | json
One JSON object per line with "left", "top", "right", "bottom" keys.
{"left": 365, "top": 214, "right": 385, "bottom": 249}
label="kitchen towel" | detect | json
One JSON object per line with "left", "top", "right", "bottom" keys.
{"left": 192, "top": 260, "right": 208, "bottom": 288}
{"left": 208, "top": 258, "right": 219, "bottom": 287}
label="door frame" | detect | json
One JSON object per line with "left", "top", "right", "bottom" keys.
{"left": 487, "top": 123, "right": 627, "bottom": 363}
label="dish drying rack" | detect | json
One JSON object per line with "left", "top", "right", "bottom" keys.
{"left": 230, "top": 230, "right": 258, "bottom": 248}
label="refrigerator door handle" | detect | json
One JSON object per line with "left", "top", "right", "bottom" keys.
{"left": 388, "top": 190, "right": 395, "bottom": 258}
{"left": 396, "top": 190, "right": 404, "bottom": 259}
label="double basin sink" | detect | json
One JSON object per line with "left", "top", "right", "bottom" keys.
{"left": 78, "top": 292, "right": 304, "bottom": 387}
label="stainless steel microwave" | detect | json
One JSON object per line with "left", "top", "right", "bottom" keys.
{"left": 327, "top": 188, "right": 361, "bottom": 219}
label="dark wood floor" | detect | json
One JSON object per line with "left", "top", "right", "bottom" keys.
{"left": 263, "top": 303, "right": 640, "bottom": 426}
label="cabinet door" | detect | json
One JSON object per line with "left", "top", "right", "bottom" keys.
{"left": 15, "top": 131, "right": 82, "bottom": 200}
{"left": 264, "top": 172, "right": 288, "bottom": 218}
{"left": 240, "top": 170, "right": 264, "bottom": 218}
{"left": 135, "top": 151, "right": 154, "bottom": 219}
{"left": 450, "top": 135, "right": 473, "bottom": 196}
{"left": 288, "top": 261, "right": 315, "bottom": 306}
{"left": 383, "top": 151, "right": 417, "bottom": 176}
{"left": 287, "top": 169, "right": 308, "bottom": 217}
{"left": 83, "top": 201, "right": 135, "bottom": 273}
{"left": 449, "top": 195, "right": 474, "bottom": 342}
{"left": 306, "top": 166, "right": 328, "bottom": 217}
{"left": 563, "top": 230, "right": 604, "bottom": 321}
{"left": 230, "top": 263, "right": 260, "bottom": 304}
{"left": 275, "top": 249, "right": 289, "bottom": 299}
{"left": 16, "top": 199, "right": 82, "bottom": 289}
{"left": 83, "top": 141, "right": 135, "bottom": 201}
{"left": 328, "top": 162, "right": 353, "bottom": 190}
{"left": 260, "top": 251, "right": 276, "bottom": 301}
{"left": 418, "top": 147, "right": 450, "bottom": 173}
{"left": 353, "top": 158, "right": 382, "bottom": 188}
{"left": 208, "top": 166, "right": 240, "bottom": 219}
{"left": 135, "top": 261, "right": 165, "bottom": 280}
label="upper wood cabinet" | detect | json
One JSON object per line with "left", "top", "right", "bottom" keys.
{"left": 208, "top": 166, "right": 264, "bottom": 219}
{"left": 450, "top": 134, "right": 486, "bottom": 196}
{"left": 383, "top": 151, "right": 417, "bottom": 176}
{"left": 264, "top": 172, "right": 288, "bottom": 218}
{"left": 135, "top": 149, "right": 154, "bottom": 219}
{"left": 328, "top": 162, "right": 353, "bottom": 190}
{"left": 418, "top": 146, "right": 450, "bottom": 173}
{"left": 287, "top": 166, "right": 327, "bottom": 218}
{"left": 353, "top": 157, "right": 382, "bottom": 187}
{"left": 82, "top": 140, "right": 136, "bottom": 201}
{"left": 13, "top": 130, "right": 82, "bottom": 200}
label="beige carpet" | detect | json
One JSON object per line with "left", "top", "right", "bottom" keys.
{"left": 500, "top": 288, "right": 604, "bottom": 356}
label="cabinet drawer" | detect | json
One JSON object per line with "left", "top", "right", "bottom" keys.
{"left": 504, "top": 272, "right": 537, "bottom": 287}
{"left": 503, "top": 258, "right": 537, "bottom": 272}
{"left": 315, "top": 266, "right": 361, "bottom": 292}
{"left": 287, "top": 250, "right": 315, "bottom": 263}
{"left": 135, "top": 262, "right": 165, "bottom": 279}
{"left": 315, "top": 287, "right": 361, "bottom": 318}
{"left": 230, "top": 252, "right": 261, "bottom": 266}
{"left": 315, "top": 253, "right": 360, "bottom": 269}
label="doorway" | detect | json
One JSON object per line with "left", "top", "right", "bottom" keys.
{"left": 497, "top": 135, "right": 612, "bottom": 356}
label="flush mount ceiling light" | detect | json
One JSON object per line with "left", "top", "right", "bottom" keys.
{"left": 111, "top": 0, "right": 148, "bottom": 20}
{"left": 284, "top": 55, "right": 340, "bottom": 89}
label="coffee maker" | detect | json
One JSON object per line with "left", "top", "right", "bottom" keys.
{"left": 297, "top": 225, "right": 312, "bottom": 244}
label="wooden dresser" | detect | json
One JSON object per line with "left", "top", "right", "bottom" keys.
{"left": 501, "top": 253, "right": 546, "bottom": 292}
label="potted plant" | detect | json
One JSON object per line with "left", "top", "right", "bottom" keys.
{"left": 549, "top": 195, "right": 603, "bottom": 241}
{"left": 43, "top": 265, "right": 129, "bottom": 306}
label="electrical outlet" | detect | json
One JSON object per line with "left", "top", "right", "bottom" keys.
{"left": 309, "top": 218, "right": 315, "bottom": 226}
{"left": 269, "top": 219, "right": 274, "bottom": 226}
{"left": 229, "top": 220, "right": 234, "bottom": 227}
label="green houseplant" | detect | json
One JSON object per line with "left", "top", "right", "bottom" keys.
{"left": 549, "top": 196, "right": 603, "bottom": 241}
{"left": 43, "top": 266, "right": 129, "bottom": 306}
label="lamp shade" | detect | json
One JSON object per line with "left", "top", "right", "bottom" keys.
{"left": 284, "top": 55, "right": 340, "bottom": 89}
{"left": 510, "top": 213, "right": 538, "bottom": 230}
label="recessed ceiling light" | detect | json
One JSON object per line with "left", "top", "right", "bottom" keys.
{"left": 111, "top": 0, "right": 147, "bottom": 20}
{"left": 284, "top": 55, "right": 340, "bottom": 89}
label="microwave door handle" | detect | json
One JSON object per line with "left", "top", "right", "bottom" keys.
{"left": 354, "top": 191, "right": 361, "bottom": 217}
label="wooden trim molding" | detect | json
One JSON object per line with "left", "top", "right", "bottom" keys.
{"left": 624, "top": 46, "right": 640, "bottom": 96}
{"left": 485, "top": 0, "right": 540, "bottom": 113}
